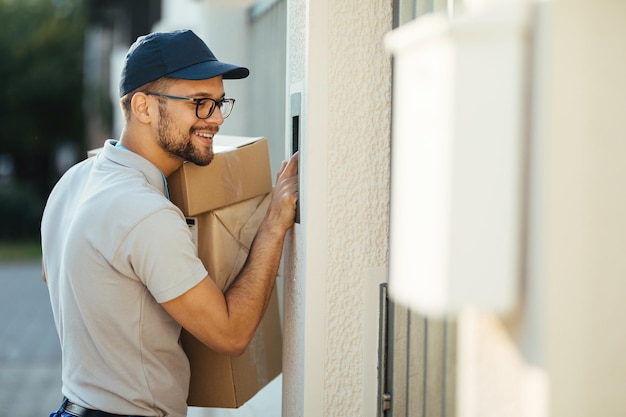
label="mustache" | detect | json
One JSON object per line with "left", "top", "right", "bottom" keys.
{"left": 190, "top": 125, "right": 220, "bottom": 135}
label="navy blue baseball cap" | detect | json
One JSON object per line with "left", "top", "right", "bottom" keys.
{"left": 119, "top": 29, "right": 249, "bottom": 97}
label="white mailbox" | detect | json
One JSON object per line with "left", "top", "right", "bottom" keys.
{"left": 385, "top": 3, "right": 532, "bottom": 315}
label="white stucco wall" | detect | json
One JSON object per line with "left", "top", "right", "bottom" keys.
{"left": 281, "top": 0, "right": 305, "bottom": 411}
{"left": 283, "top": 0, "right": 393, "bottom": 416}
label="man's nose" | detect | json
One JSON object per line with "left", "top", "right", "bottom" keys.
{"left": 207, "top": 107, "right": 225, "bottom": 125}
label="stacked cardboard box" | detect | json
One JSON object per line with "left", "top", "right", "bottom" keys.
{"left": 168, "top": 136, "right": 282, "bottom": 408}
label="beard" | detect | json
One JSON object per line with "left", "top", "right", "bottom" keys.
{"left": 157, "top": 104, "right": 216, "bottom": 166}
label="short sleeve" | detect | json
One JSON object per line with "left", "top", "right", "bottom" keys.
{"left": 115, "top": 207, "right": 208, "bottom": 303}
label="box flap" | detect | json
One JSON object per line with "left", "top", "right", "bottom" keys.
{"left": 203, "top": 195, "right": 271, "bottom": 290}
{"left": 168, "top": 136, "right": 272, "bottom": 216}
{"left": 212, "top": 135, "right": 265, "bottom": 153}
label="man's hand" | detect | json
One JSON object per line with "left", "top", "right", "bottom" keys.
{"left": 265, "top": 152, "right": 299, "bottom": 232}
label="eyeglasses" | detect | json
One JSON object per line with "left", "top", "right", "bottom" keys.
{"left": 146, "top": 92, "right": 235, "bottom": 119}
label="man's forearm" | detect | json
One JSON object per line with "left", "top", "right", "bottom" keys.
{"left": 223, "top": 219, "right": 287, "bottom": 345}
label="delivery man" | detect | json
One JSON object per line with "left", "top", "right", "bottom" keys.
{"left": 41, "top": 29, "right": 298, "bottom": 417}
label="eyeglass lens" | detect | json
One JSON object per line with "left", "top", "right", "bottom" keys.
{"left": 197, "top": 99, "right": 233, "bottom": 119}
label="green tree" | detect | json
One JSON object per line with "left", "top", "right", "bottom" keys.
{"left": 0, "top": 0, "right": 86, "bottom": 190}
{"left": 0, "top": 0, "right": 86, "bottom": 240}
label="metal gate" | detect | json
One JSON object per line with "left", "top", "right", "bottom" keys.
{"left": 378, "top": 284, "right": 457, "bottom": 417}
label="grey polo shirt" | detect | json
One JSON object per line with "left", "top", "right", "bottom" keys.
{"left": 41, "top": 139, "right": 207, "bottom": 417}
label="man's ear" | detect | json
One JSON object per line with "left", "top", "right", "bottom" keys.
{"left": 130, "top": 92, "right": 155, "bottom": 123}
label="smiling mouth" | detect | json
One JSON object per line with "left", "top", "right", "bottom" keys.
{"left": 194, "top": 131, "right": 214, "bottom": 144}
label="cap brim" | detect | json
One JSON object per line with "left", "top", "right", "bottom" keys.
{"left": 168, "top": 60, "right": 249, "bottom": 80}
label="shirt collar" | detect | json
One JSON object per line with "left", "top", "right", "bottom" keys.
{"left": 99, "top": 139, "right": 170, "bottom": 200}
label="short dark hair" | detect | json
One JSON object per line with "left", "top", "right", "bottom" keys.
{"left": 120, "top": 77, "right": 176, "bottom": 121}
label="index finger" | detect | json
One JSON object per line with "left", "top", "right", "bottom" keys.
{"left": 282, "top": 152, "right": 299, "bottom": 177}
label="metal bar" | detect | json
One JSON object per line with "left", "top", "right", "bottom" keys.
{"left": 377, "top": 283, "right": 391, "bottom": 416}
{"left": 442, "top": 319, "right": 447, "bottom": 417}
{"left": 422, "top": 316, "right": 428, "bottom": 417}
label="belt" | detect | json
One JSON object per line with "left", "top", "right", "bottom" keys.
{"left": 61, "top": 398, "right": 148, "bottom": 417}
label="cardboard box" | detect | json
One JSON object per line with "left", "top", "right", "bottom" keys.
{"left": 168, "top": 136, "right": 272, "bottom": 216}
{"left": 181, "top": 289, "right": 281, "bottom": 408}
{"left": 168, "top": 136, "right": 282, "bottom": 408}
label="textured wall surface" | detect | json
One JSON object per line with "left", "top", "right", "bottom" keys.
{"left": 324, "top": 1, "right": 392, "bottom": 416}
{"left": 283, "top": 0, "right": 391, "bottom": 417}
{"left": 284, "top": 0, "right": 393, "bottom": 416}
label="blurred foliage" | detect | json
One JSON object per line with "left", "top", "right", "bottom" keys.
{"left": 0, "top": 182, "right": 45, "bottom": 241}
{"left": 0, "top": 0, "right": 86, "bottom": 240}
{"left": 0, "top": 240, "right": 42, "bottom": 262}
{"left": 0, "top": 0, "right": 86, "bottom": 193}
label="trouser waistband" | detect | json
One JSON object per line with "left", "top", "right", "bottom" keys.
{"left": 60, "top": 398, "right": 150, "bottom": 417}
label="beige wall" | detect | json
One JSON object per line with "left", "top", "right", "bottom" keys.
{"left": 545, "top": 1, "right": 626, "bottom": 416}
{"left": 283, "top": 0, "right": 393, "bottom": 416}
{"left": 456, "top": 1, "right": 626, "bottom": 417}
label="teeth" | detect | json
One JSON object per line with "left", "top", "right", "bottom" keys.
{"left": 196, "top": 132, "right": 213, "bottom": 138}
